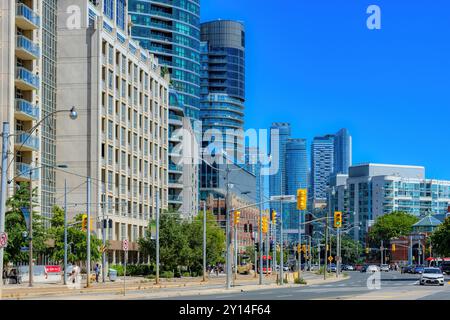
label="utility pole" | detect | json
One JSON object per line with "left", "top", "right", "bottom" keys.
{"left": 324, "top": 209, "right": 329, "bottom": 280}
{"left": 258, "top": 174, "right": 263, "bottom": 285}
{"left": 266, "top": 210, "right": 270, "bottom": 275}
{"left": 225, "top": 166, "right": 231, "bottom": 289}
{"left": 317, "top": 242, "right": 321, "bottom": 270}
{"left": 336, "top": 227, "right": 340, "bottom": 278}
{"left": 279, "top": 174, "right": 284, "bottom": 285}
{"left": 86, "top": 177, "right": 91, "bottom": 288}
{"left": 155, "top": 190, "right": 160, "bottom": 284}
{"left": 202, "top": 201, "right": 207, "bottom": 282}
{"left": 380, "top": 240, "right": 384, "bottom": 265}
{"left": 0, "top": 122, "right": 9, "bottom": 288}
{"left": 102, "top": 200, "right": 106, "bottom": 283}
{"left": 28, "top": 170, "right": 33, "bottom": 287}
{"left": 234, "top": 216, "right": 238, "bottom": 283}
{"left": 308, "top": 236, "right": 312, "bottom": 271}
{"left": 63, "top": 179, "right": 68, "bottom": 285}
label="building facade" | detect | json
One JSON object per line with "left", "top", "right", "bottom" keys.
{"left": 311, "top": 134, "right": 334, "bottom": 206}
{"left": 129, "top": 0, "right": 201, "bottom": 120}
{"left": 55, "top": 0, "right": 169, "bottom": 264}
{"left": 333, "top": 128, "right": 352, "bottom": 175}
{"left": 200, "top": 20, "right": 245, "bottom": 164}
{"left": 329, "top": 163, "right": 450, "bottom": 244}
{"left": 0, "top": 0, "right": 43, "bottom": 214}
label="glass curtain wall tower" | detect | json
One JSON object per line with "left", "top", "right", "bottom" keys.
{"left": 129, "top": 0, "right": 201, "bottom": 119}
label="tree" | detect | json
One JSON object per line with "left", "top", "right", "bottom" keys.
{"left": 368, "top": 211, "right": 419, "bottom": 245}
{"left": 47, "top": 206, "right": 102, "bottom": 265}
{"left": 4, "top": 182, "right": 47, "bottom": 264}
{"left": 430, "top": 217, "right": 450, "bottom": 257}
{"left": 329, "top": 235, "right": 363, "bottom": 264}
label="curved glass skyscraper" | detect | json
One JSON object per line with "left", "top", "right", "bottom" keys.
{"left": 129, "top": 0, "right": 201, "bottom": 119}
{"left": 200, "top": 20, "right": 245, "bottom": 163}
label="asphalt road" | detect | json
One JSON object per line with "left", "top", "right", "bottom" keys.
{"left": 164, "top": 271, "right": 450, "bottom": 300}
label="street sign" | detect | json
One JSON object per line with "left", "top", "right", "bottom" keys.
{"left": 122, "top": 239, "right": 129, "bottom": 251}
{"left": 328, "top": 256, "right": 334, "bottom": 262}
{"left": 0, "top": 232, "right": 8, "bottom": 248}
{"left": 20, "top": 246, "right": 29, "bottom": 252}
{"left": 270, "top": 195, "right": 296, "bottom": 202}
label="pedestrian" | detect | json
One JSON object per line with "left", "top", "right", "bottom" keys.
{"left": 94, "top": 263, "right": 100, "bottom": 283}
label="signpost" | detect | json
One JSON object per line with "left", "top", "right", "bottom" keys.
{"left": 122, "top": 239, "right": 128, "bottom": 296}
{"left": 0, "top": 232, "right": 7, "bottom": 248}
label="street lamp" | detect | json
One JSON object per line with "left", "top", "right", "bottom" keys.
{"left": 0, "top": 107, "right": 78, "bottom": 287}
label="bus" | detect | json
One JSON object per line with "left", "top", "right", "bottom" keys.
{"left": 256, "top": 255, "right": 272, "bottom": 274}
{"left": 427, "top": 257, "right": 450, "bottom": 269}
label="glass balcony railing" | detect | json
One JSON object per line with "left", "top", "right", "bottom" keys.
{"left": 169, "top": 178, "right": 183, "bottom": 185}
{"left": 169, "top": 114, "right": 182, "bottom": 122}
{"left": 15, "top": 131, "right": 39, "bottom": 151}
{"left": 15, "top": 99, "right": 39, "bottom": 120}
{"left": 16, "top": 162, "right": 39, "bottom": 180}
{"left": 16, "top": 67, "right": 40, "bottom": 90}
{"left": 16, "top": 36, "right": 40, "bottom": 58}
{"left": 150, "top": 22, "right": 173, "bottom": 31}
{"left": 168, "top": 195, "right": 183, "bottom": 202}
{"left": 150, "top": 10, "right": 172, "bottom": 19}
{"left": 169, "top": 164, "right": 183, "bottom": 172}
{"left": 16, "top": 3, "right": 40, "bottom": 29}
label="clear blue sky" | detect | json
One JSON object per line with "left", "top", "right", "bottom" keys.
{"left": 201, "top": 0, "right": 450, "bottom": 180}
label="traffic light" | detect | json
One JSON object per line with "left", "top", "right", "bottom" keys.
{"left": 365, "top": 247, "right": 370, "bottom": 254}
{"left": 297, "top": 244, "right": 301, "bottom": 253}
{"left": 270, "top": 241, "right": 274, "bottom": 252}
{"left": 255, "top": 242, "right": 259, "bottom": 252}
{"left": 271, "top": 210, "right": 277, "bottom": 225}
{"left": 81, "top": 214, "right": 88, "bottom": 231}
{"left": 334, "top": 211, "right": 342, "bottom": 228}
{"left": 391, "top": 244, "right": 396, "bottom": 252}
{"left": 233, "top": 211, "right": 241, "bottom": 226}
{"left": 297, "top": 189, "right": 307, "bottom": 211}
{"left": 262, "top": 216, "right": 268, "bottom": 233}
{"left": 302, "top": 244, "right": 307, "bottom": 254}
{"left": 326, "top": 244, "right": 329, "bottom": 252}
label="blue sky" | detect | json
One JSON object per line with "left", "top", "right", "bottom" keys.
{"left": 201, "top": 0, "right": 450, "bottom": 179}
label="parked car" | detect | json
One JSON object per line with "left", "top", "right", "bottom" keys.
{"left": 367, "top": 265, "right": 380, "bottom": 273}
{"left": 327, "top": 264, "right": 337, "bottom": 272}
{"left": 412, "top": 265, "right": 425, "bottom": 274}
{"left": 360, "top": 265, "right": 368, "bottom": 273}
{"left": 355, "top": 264, "right": 364, "bottom": 272}
{"left": 420, "top": 268, "right": 445, "bottom": 286}
{"left": 380, "top": 264, "right": 390, "bottom": 272}
{"left": 345, "top": 265, "right": 355, "bottom": 271}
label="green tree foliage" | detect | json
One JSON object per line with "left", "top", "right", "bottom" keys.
{"left": 47, "top": 206, "right": 102, "bottom": 264}
{"left": 4, "top": 182, "right": 47, "bottom": 263}
{"left": 329, "top": 235, "right": 363, "bottom": 264}
{"left": 138, "top": 210, "right": 226, "bottom": 274}
{"left": 430, "top": 217, "right": 450, "bottom": 257}
{"left": 369, "top": 211, "right": 419, "bottom": 244}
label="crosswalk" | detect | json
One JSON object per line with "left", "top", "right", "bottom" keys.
{"left": 308, "top": 281, "right": 419, "bottom": 288}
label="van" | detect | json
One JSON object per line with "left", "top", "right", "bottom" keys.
{"left": 441, "top": 261, "right": 450, "bottom": 275}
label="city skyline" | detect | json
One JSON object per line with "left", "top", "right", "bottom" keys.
{"left": 201, "top": 0, "right": 450, "bottom": 180}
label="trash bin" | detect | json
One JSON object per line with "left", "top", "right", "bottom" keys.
{"left": 109, "top": 269, "right": 117, "bottom": 282}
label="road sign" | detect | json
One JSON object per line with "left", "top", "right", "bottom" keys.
{"left": 122, "top": 239, "right": 129, "bottom": 251}
{"left": 20, "top": 246, "right": 29, "bottom": 252}
{"left": 270, "top": 195, "right": 296, "bottom": 202}
{"left": 0, "top": 232, "right": 8, "bottom": 248}
{"left": 328, "top": 256, "right": 334, "bottom": 262}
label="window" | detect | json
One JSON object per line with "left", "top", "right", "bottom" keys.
{"left": 116, "top": 0, "right": 125, "bottom": 30}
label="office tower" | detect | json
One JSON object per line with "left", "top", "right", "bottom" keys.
{"left": 168, "top": 88, "right": 199, "bottom": 217}
{"left": 128, "top": 0, "right": 201, "bottom": 120}
{"left": 334, "top": 128, "right": 352, "bottom": 174}
{"left": 285, "top": 139, "right": 308, "bottom": 242}
{"left": 55, "top": 0, "right": 169, "bottom": 264}
{"left": 311, "top": 134, "right": 335, "bottom": 207}
{"left": 269, "top": 123, "right": 291, "bottom": 217}
{"left": 0, "top": 1, "right": 42, "bottom": 210}
{"left": 200, "top": 20, "right": 245, "bottom": 163}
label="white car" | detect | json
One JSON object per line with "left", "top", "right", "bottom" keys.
{"left": 420, "top": 268, "right": 445, "bottom": 286}
{"left": 380, "top": 264, "right": 390, "bottom": 272}
{"left": 346, "top": 265, "right": 354, "bottom": 271}
{"left": 367, "top": 265, "right": 380, "bottom": 273}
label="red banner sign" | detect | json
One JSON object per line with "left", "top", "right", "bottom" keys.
{"left": 45, "top": 265, "right": 61, "bottom": 273}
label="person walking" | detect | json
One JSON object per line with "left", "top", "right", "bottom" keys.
{"left": 94, "top": 263, "right": 100, "bottom": 283}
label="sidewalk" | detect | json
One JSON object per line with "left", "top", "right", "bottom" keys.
{"left": 0, "top": 272, "right": 347, "bottom": 300}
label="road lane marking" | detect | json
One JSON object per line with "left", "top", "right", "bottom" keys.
{"left": 277, "top": 294, "right": 292, "bottom": 298}
{"left": 258, "top": 291, "right": 273, "bottom": 295}
{"left": 216, "top": 295, "right": 235, "bottom": 299}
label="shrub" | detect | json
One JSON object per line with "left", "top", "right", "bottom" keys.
{"left": 294, "top": 277, "right": 307, "bottom": 285}
{"left": 182, "top": 272, "right": 190, "bottom": 277}
{"left": 161, "top": 271, "right": 174, "bottom": 278}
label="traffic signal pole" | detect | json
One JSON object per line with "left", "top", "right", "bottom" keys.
{"left": 86, "top": 177, "right": 91, "bottom": 288}
{"left": 266, "top": 211, "right": 270, "bottom": 276}
{"left": 259, "top": 173, "right": 263, "bottom": 285}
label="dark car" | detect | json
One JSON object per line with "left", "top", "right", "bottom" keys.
{"left": 360, "top": 265, "right": 368, "bottom": 273}
{"left": 441, "top": 261, "right": 450, "bottom": 275}
{"left": 412, "top": 265, "right": 425, "bottom": 274}
{"left": 401, "top": 265, "right": 413, "bottom": 274}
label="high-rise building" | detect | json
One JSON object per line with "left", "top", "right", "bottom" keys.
{"left": 128, "top": 0, "right": 201, "bottom": 120}
{"left": 168, "top": 88, "right": 199, "bottom": 218}
{"left": 333, "top": 128, "right": 352, "bottom": 174}
{"left": 200, "top": 20, "right": 245, "bottom": 163}
{"left": 329, "top": 163, "right": 450, "bottom": 244}
{"left": 285, "top": 138, "right": 308, "bottom": 242}
{"left": 0, "top": 1, "right": 42, "bottom": 213}
{"left": 55, "top": 0, "right": 169, "bottom": 264}
{"left": 311, "top": 134, "right": 335, "bottom": 206}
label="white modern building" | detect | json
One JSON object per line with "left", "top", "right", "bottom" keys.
{"left": 330, "top": 163, "right": 450, "bottom": 244}
{"left": 55, "top": 0, "right": 169, "bottom": 264}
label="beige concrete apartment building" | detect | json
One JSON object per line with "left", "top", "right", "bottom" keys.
{"left": 55, "top": 0, "right": 169, "bottom": 264}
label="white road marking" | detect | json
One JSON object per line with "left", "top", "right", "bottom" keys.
{"left": 216, "top": 295, "right": 235, "bottom": 299}
{"left": 277, "top": 294, "right": 292, "bottom": 298}
{"left": 259, "top": 291, "right": 273, "bottom": 295}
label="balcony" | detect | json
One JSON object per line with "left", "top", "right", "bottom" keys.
{"left": 168, "top": 195, "right": 183, "bottom": 203}
{"left": 15, "top": 162, "right": 39, "bottom": 181}
{"left": 15, "top": 99, "right": 39, "bottom": 121}
{"left": 16, "top": 3, "right": 40, "bottom": 30}
{"left": 16, "top": 36, "right": 40, "bottom": 60}
{"left": 15, "top": 131, "right": 39, "bottom": 152}
{"left": 168, "top": 178, "right": 183, "bottom": 189}
{"left": 169, "top": 164, "right": 183, "bottom": 173}
{"left": 15, "top": 67, "right": 39, "bottom": 91}
{"left": 169, "top": 113, "right": 182, "bottom": 125}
